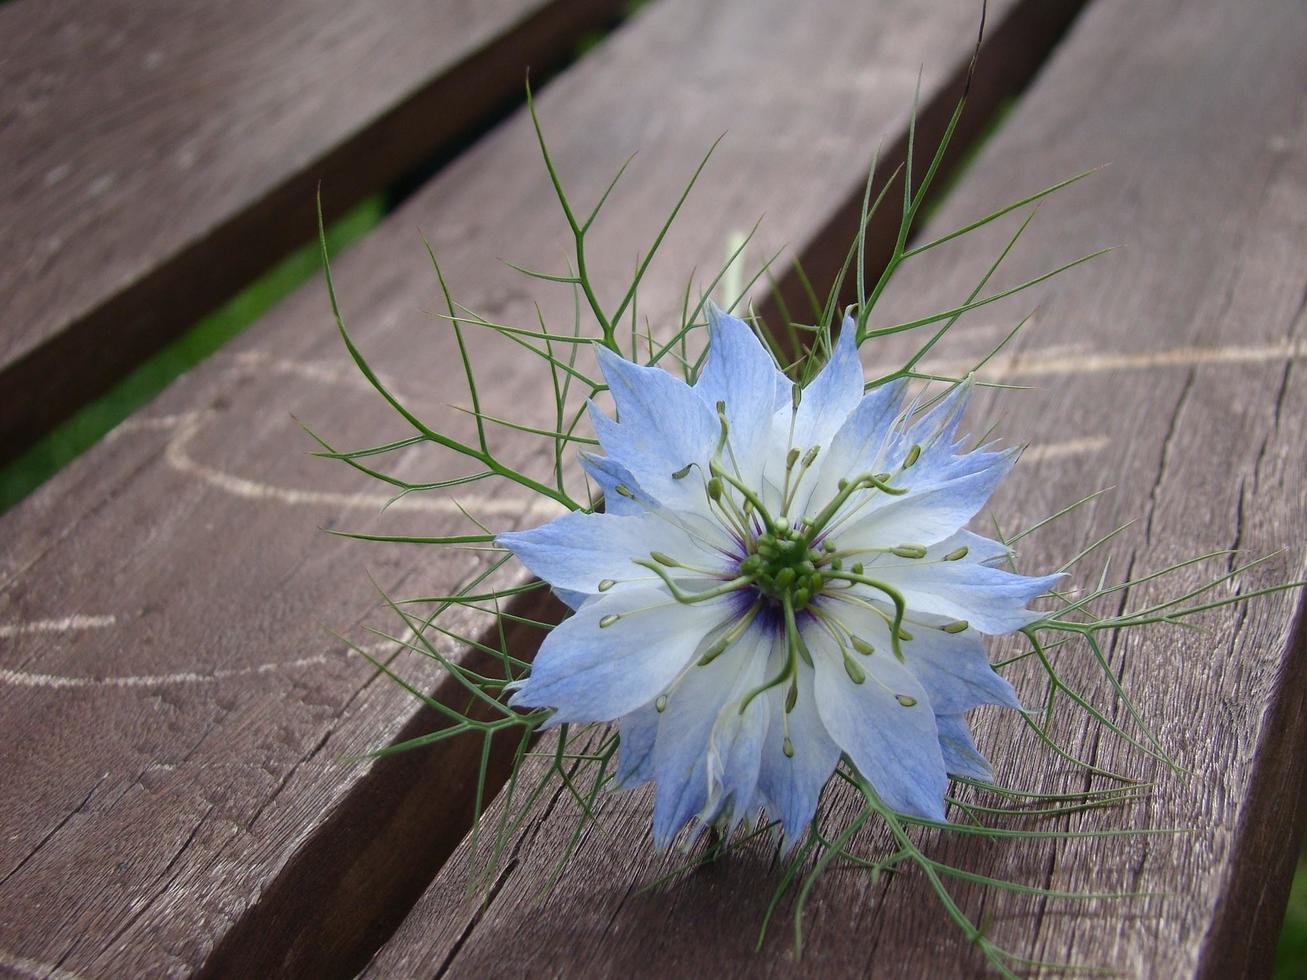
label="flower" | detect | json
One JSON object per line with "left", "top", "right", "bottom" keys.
{"left": 499, "top": 306, "right": 1059, "bottom": 849}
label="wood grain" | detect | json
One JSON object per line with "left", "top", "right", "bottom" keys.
{"left": 0, "top": 0, "right": 1071, "bottom": 975}
{"left": 0, "top": 0, "right": 628, "bottom": 464}
{"left": 366, "top": 0, "right": 1307, "bottom": 977}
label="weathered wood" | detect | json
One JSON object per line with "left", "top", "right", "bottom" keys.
{"left": 0, "top": 0, "right": 628, "bottom": 464}
{"left": 366, "top": 0, "right": 1307, "bottom": 976}
{"left": 0, "top": 0, "right": 1077, "bottom": 976}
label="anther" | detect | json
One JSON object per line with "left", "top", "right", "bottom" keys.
{"left": 785, "top": 683, "right": 798, "bottom": 713}
{"left": 942, "top": 620, "right": 969, "bottom": 634}
{"left": 783, "top": 737, "right": 795, "bottom": 758}
{"left": 671, "top": 463, "right": 692, "bottom": 480}
{"left": 895, "top": 694, "right": 918, "bottom": 707}
{"left": 650, "top": 551, "right": 677, "bottom": 567}
{"left": 851, "top": 562, "right": 864, "bottom": 575}
{"left": 897, "top": 627, "right": 914, "bottom": 641}
{"left": 615, "top": 484, "right": 635, "bottom": 498}
{"left": 599, "top": 614, "right": 620, "bottom": 628}
{"left": 843, "top": 656, "right": 866, "bottom": 684}
{"left": 904, "top": 444, "right": 922, "bottom": 467}
{"left": 655, "top": 694, "right": 668, "bottom": 712}
{"left": 851, "top": 636, "right": 875, "bottom": 656}
{"left": 707, "top": 478, "right": 723, "bottom": 501}
{"left": 697, "top": 637, "right": 731, "bottom": 666}
{"left": 944, "top": 546, "right": 969, "bottom": 561}
{"left": 802, "top": 446, "right": 820, "bottom": 467}
{"left": 598, "top": 579, "right": 616, "bottom": 592}
{"left": 891, "top": 544, "right": 927, "bottom": 559}
{"left": 791, "top": 384, "right": 802, "bottom": 410}
{"left": 786, "top": 447, "right": 801, "bottom": 470}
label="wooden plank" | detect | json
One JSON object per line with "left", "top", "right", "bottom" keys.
{"left": 0, "top": 1, "right": 1085, "bottom": 976}
{"left": 365, "top": 0, "right": 1307, "bottom": 976}
{"left": 0, "top": 0, "right": 628, "bottom": 464}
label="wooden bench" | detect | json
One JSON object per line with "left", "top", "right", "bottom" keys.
{"left": 1, "top": 0, "right": 1303, "bottom": 977}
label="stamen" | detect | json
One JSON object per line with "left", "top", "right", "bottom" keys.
{"left": 895, "top": 694, "right": 918, "bottom": 707}
{"left": 696, "top": 602, "right": 762, "bottom": 665}
{"left": 821, "top": 570, "right": 909, "bottom": 660}
{"left": 942, "top": 620, "right": 969, "bottom": 634}
{"left": 598, "top": 579, "right": 616, "bottom": 591}
{"left": 945, "top": 546, "right": 970, "bottom": 561}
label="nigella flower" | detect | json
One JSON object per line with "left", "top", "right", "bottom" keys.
{"left": 499, "top": 306, "right": 1059, "bottom": 848}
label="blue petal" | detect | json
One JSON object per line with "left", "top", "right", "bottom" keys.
{"left": 868, "top": 549, "right": 1062, "bottom": 634}
{"left": 695, "top": 305, "right": 790, "bottom": 485}
{"left": 806, "top": 621, "right": 948, "bottom": 820}
{"left": 832, "top": 449, "right": 1017, "bottom": 550}
{"left": 592, "top": 345, "right": 719, "bottom": 505}
{"left": 614, "top": 703, "right": 660, "bottom": 789}
{"left": 801, "top": 378, "right": 909, "bottom": 510}
{"left": 498, "top": 509, "right": 731, "bottom": 602}
{"left": 936, "top": 712, "right": 995, "bottom": 782}
{"left": 789, "top": 314, "right": 864, "bottom": 449}
{"left": 701, "top": 628, "right": 777, "bottom": 831}
{"left": 510, "top": 587, "right": 727, "bottom": 724}
{"left": 651, "top": 617, "right": 769, "bottom": 849}
{"left": 818, "top": 594, "right": 1020, "bottom": 714}
{"left": 755, "top": 658, "right": 841, "bottom": 847}
{"left": 552, "top": 587, "right": 589, "bottom": 611}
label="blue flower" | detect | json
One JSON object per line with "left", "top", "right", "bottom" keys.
{"left": 499, "top": 306, "right": 1058, "bottom": 849}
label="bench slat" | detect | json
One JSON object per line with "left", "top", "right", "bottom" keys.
{"left": 366, "top": 0, "right": 1307, "bottom": 975}
{"left": 0, "top": 0, "right": 626, "bottom": 463}
{"left": 0, "top": 0, "right": 1076, "bottom": 975}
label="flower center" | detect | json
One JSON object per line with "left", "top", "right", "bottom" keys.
{"left": 739, "top": 527, "right": 826, "bottom": 612}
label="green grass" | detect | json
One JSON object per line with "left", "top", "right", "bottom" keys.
{"left": 1277, "top": 837, "right": 1307, "bottom": 979}
{"left": 0, "top": 196, "right": 385, "bottom": 515}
